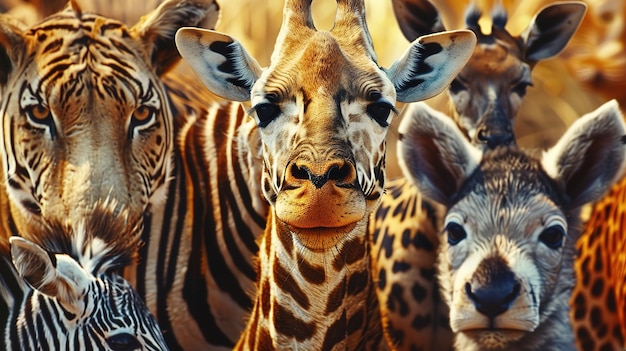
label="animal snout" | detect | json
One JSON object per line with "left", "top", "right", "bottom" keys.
{"left": 287, "top": 160, "right": 355, "bottom": 188}
{"left": 476, "top": 126, "right": 514, "bottom": 149}
{"left": 466, "top": 258, "right": 521, "bottom": 319}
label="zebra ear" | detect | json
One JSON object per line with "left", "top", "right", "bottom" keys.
{"left": 175, "top": 27, "right": 262, "bottom": 102}
{"left": 398, "top": 102, "right": 481, "bottom": 206}
{"left": 391, "top": 0, "right": 446, "bottom": 42}
{"left": 542, "top": 100, "right": 626, "bottom": 209}
{"left": 387, "top": 30, "right": 475, "bottom": 103}
{"left": 0, "top": 16, "right": 26, "bottom": 87}
{"left": 10, "top": 237, "right": 89, "bottom": 313}
{"left": 130, "top": 0, "right": 221, "bottom": 76}
{"left": 520, "top": 2, "right": 586, "bottom": 63}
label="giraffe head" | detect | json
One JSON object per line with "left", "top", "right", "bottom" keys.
{"left": 176, "top": 0, "right": 475, "bottom": 248}
{"left": 396, "top": 100, "right": 626, "bottom": 349}
{"left": 392, "top": 0, "right": 586, "bottom": 149}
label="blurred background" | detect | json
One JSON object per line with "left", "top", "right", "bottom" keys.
{"left": 1, "top": 0, "right": 624, "bottom": 178}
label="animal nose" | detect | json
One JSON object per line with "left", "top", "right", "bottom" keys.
{"left": 465, "top": 277, "right": 521, "bottom": 318}
{"left": 288, "top": 161, "right": 354, "bottom": 188}
{"left": 476, "top": 127, "right": 514, "bottom": 149}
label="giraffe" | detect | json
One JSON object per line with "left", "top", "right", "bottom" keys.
{"left": 175, "top": 0, "right": 476, "bottom": 348}
{"left": 395, "top": 99, "right": 626, "bottom": 350}
{"left": 369, "top": 1, "right": 587, "bottom": 349}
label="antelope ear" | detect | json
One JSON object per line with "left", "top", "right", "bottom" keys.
{"left": 10, "top": 237, "right": 90, "bottom": 313}
{"left": 391, "top": 0, "right": 445, "bottom": 41}
{"left": 542, "top": 100, "right": 626, "bottom": 209}
{"left": 398, "top": 102, "right": 481, "bottom": 206}
{"left": 521, "top": 1, "right": 586, "bottom": 63}
{"left": 175, "top": 27, "right": 262, "bottom": 102}
{"left": 387, "top": 30, "right": 476, "bottom": 102}
{"left": 0, "top": 15, "right": 26, "bottom": 87}
{"left": 130, "top": 0, "right": 221, "bottom": 76}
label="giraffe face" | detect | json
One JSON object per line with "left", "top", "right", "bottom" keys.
{"left": 176, "top": 0, "right": 477, "bottom": 248}
{"left": 252, "top": 31, "right": 394, "bottom": 236}
{"left": 438, "top": 152, "right": 567, "bottom": 346}
{"left": 397, "top": 100, "right": 626, "bottom": 349}
{"left": 448, "top": 31, "right": 530, "bottom": 146}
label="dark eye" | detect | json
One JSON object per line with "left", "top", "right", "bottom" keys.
{"left": 25, "top": 104, "right": 56, "bottom": 138}
{"left": 539, "top": 225, "right": 565, "bottom": 250}
{"left": 255, "top": 103, "right": 281, "bottom": 128}
{"left": 107, "top": 332, "right": 140, "bottom": 351}
{"left": 367, "top": 100, "right": 394, "bottom": 127}
{"left": 445, "top": 222, "right": 467, "bottom": 245}
{"left": 449, "top": 78, "right": 467, "bottom": 94}
{"left": 512, "top": 81, "right": 532, "bottom": 97}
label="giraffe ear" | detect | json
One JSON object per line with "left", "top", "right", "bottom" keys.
{"left": 387, "top": 30, "right": 475, "bottom": 103}
{"left": 521, "top": 2, "right": 586, "bottom": 63}
{"left": 10, "top": 236, "right": 89, "bottom": 313}
{"left": 398, "top": 102, "right": 481, "bottom": 206}
{"left": 542, "top": 100, "right": 626, "bottom": 209}
{"left": 130, "top": 0, "right": 221, "bottom": 76}
{"left": 391, "top": 0, "right": 446, "bottom": 42}
{"left": 175, "top": 27, "right": 262, "bottom": 102}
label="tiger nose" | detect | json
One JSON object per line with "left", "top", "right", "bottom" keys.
{"left": 287, "top": 161, "right": 355, "bottom": 188}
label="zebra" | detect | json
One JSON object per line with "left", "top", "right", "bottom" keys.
{"left": 0, "top": 203, "right": 168, "bottom": 350}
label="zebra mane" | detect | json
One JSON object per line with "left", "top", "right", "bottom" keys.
{"left": 36, "top": 201, "right": 142, "bottom": 275}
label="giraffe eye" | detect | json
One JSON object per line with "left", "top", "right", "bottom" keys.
{"left": 367, "top": 100, "right": 394, "bottom": 127}
{"left": 254, "top": 103, "right": 281, "bottom": 128}
{"left": 445, "top": 221, "right": 467, "bottom": 245}
{"left": 539, "top": 225, "right": 565, "bottom": 250}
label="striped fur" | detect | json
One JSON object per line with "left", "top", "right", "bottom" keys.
{"left": 175, "top": 0, "right": 476, "bottom": 347}
{"left": 397, "top": 100, "right": 626, "bottom": 350}
{"left": 0, "top": 204, "right": 168, "bottom": 350}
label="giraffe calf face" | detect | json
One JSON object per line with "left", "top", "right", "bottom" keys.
{"left": 397, "top": 100, "right": 626, "bottom": 349}
{"left": 438, "top": 148, "right": 568, "bottom": 347}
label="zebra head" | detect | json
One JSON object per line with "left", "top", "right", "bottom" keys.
{"left": 4, "top": 204, "right": 168, "bottom": 350}
{"left": 0, "top": 0, "right": 219, "bottom": 241}
{"left": 176, "top": 0, "right": 476, "bottom": 249}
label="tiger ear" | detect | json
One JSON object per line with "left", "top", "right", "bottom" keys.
{"left": 0, "top": 15, "right": 26, "bottom": 87}
{"left": 130, "top": 0, "right": 221, "bottom": 76}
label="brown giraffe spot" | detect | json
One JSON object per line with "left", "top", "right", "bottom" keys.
{"left": 333, "top": 236, "right": 365, "bottom": 270}
{"left": 297, "top": 253, "right": 325, "bottom": 284}
{"left": 257, "top": 328, "right": 275, "bottom": 351}
{"left": 321, "top": 310, "right": 347, "bottom": 350}
{"left": 273, "top": 260, "right": 310, "bottom": 309}
{"left": 347, "top": 270, "right": 368, "bottom": 296}
{"left": 347, "top": 309, "right": 365, "bottom": 335}
{"left": 326, "top": 279, "right": 347, "bottom": 315}
{"left": 261, "top": 279, "right": 271, "bottom": 318}
{"left": 273, "top": 303, "right": 316, "bottom": 342}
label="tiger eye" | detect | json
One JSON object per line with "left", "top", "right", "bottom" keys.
{"left": 30, "top": 105, "right": 50, "bottom": 120}
{"left": 133, "top": 106, "right": 152, "bottom": 121}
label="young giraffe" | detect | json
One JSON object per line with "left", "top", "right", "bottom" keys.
{"left": 175, "top": 0, "right": 476, "bottom": 349}
{"left": 369, "top": 1, "right": 586, "bottom": 349}
{"left": 396, "top": 99, "right": 626, "bottom": 350}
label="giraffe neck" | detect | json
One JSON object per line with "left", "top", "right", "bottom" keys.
{"left": 235, "top": 209, "right": 383, "bottom": 350}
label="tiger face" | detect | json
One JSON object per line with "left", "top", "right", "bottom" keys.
{"left": 0, "top": 1, "right": 219, "bottom": 239}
